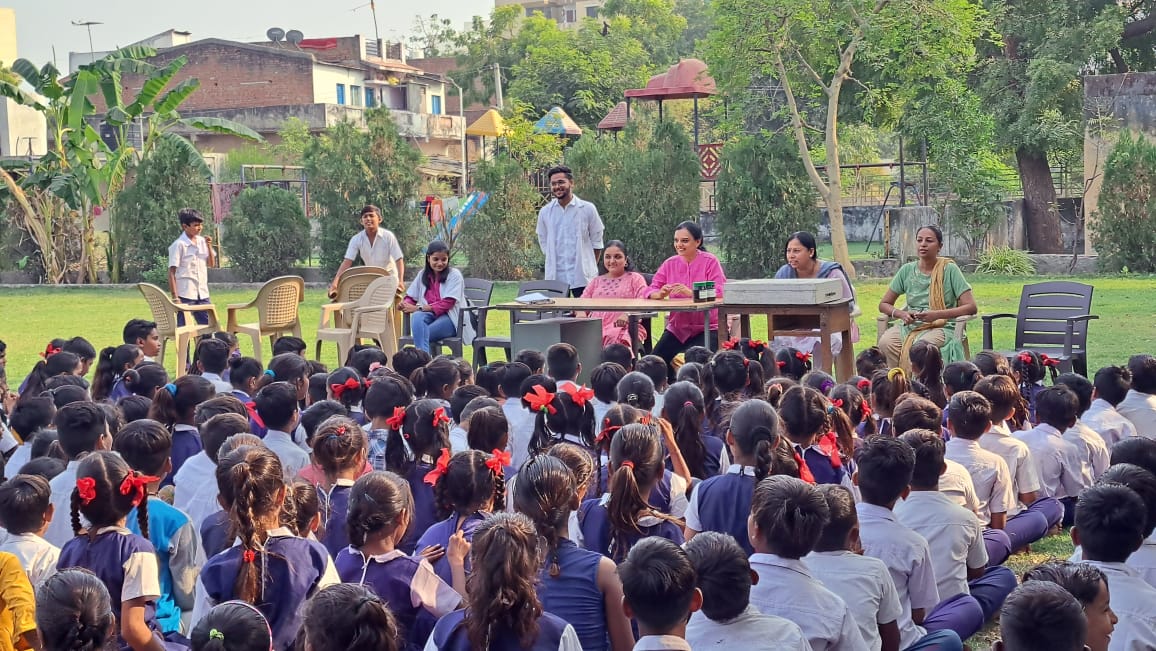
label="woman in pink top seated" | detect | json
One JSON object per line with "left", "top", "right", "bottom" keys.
{"left": 646, "top": 221, "right": 727, "bottom": 379}
{"left": 579, "top": 240, "right": 651, "bottom": 347}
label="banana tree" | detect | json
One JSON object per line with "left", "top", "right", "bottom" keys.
{"left": 0, "top": 46, "right": 262, "bottom": 283}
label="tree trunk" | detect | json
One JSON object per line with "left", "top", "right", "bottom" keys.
{"left": 1015, "top": 147, "right": 1064, "bottom": 253}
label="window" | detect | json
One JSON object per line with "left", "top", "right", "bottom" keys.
{"left": 365, "top": 88, "right": 375, "bottom": 107}
{"left": 351, "top": 85, "right": 363, "bottom": 107}
{"left": 566, "top": 9, "right": 576, "bottom": 22}
{"left": 586, "top": 5, "right": 599, "bottom": 17}
{"left": 335, "top": 83, "right": 346, "bottom": 105}
{"left": 431, "top": 95, "right": 442, "bottom": 115}
{"left": 525, "top": 7, "right": 535, "bottom": 16}
{"left": 541, "top": 7, "right": 552, "bottom": 18}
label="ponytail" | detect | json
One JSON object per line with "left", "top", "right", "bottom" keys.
{"left": 663, "top": 382, "right": 708, "bottom": 480}
{"left": 255, "top": 353, "right": 308, "bottom": 393}
{"left": 91, "top": 346, "right": 118, "bottom": 401}
{"left": 605, "top": 423, "right": 676, "bottom": 561}
{"left": 729, "top": 400, "right": 781, "bottom": 481}
{"left": 828, "top": 403, "right": 856, "bottom": 461}
{"left": 910, "top": 341, "right": 946, "bottom": 408}
{"left": 222, "top": 447, "right": 284, "bottom": 605}
{"left": 871, "top": 368, "right": 910, "bottom": 417}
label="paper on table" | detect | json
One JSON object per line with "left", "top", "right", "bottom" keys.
{"left": 515, "top": 292, "right": 556, "bottom": 305}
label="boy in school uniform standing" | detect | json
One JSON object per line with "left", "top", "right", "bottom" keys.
{"left": 897, "top": 430, "right": 1017, "bottom": 626}
{"left": 856, "top": 436, "right": 987, "bottom": 645}
{"left": 168, "top": 208, "right": 214, "bottom": 326}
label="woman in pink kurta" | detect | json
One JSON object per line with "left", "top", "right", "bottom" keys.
{"left": 646, "top": 221, "right": 727, "bottom": 378}
{"left": 579, "top": 240, "right": 650, "bottom": 346}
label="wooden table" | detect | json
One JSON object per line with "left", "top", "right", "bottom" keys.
{"left": 489, "top": 298, "right": 722, "bottom": 355}
{"left": 717, "top": 298, "right": 856, "bottom": 381}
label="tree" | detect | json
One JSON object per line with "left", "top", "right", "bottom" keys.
{"left": 304, "top": 109, "right": 423, "bottom": 276}
{"left": 715, "top": 134, "right": 818, "bottom": 278}
{"left": 409, "top": 14, "right": 461, "bottom": 59}
{"left": 224, "top": 186, "right": 310, "bottom": 281}
{"left": 705, "top": 0, "right": 988, "bottom": 276}
{"left": 976, "top": 1, "right": 1124, "bottom": 253}
{"left": 1091, "top": 131, "right": 1156, "bottom": 272}
{"left": 601, "top": 0, "right": 689, "bottom": 64}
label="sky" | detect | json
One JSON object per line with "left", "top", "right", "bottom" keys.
{"left": 4, "top": 0, "right": 493, "bottom": 70}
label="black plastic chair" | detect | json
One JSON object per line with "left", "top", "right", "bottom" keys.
{"left": 399, "top": 278, "right": 494, "bottom": 358}
{"left": 472, "top": 280, "right": 570, "bottom": 367}
{"left": 981, "top": 281, "right": 1098, "bottom": 376}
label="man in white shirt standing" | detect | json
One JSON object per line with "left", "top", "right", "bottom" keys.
{"left": 328, "top": 205, "right": 405, "bottom": 296}
{"left": 536, "top": 165, "right": 605, "bottom": 297}
{"left": 1084, "top": 365, "right": 1139, "bottom": 446}
{"left": 1117, "top": 355, "right": 1156, "bottom": 441}
{"left": 167, "top": 208, "right": 214, "bottom": 326}
{"left": 1074, "top": 482, "right": 1156, "bottom": 651}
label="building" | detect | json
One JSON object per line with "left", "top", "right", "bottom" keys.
{"left": 494, "top": 0, "right": 605, "bottom": 29}
{"left": 69, "top": 29, "right": 192, "bottom": 73}
{"left": 0, "top": 8, "right": 47, "bottom": 158}
{"left": 78, "top": 33, "right": 465, "bottom": 187}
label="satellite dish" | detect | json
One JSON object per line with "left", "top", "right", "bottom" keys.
{"left": 286, "top": 30, "right": 304, "bottom": 46}
{"left": 266, "top": 27, "right": 285, "bottom": 43}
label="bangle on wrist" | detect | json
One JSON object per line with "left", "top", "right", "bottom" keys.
{"left": 891, "top": 307, "right": 896, "bottom": 318}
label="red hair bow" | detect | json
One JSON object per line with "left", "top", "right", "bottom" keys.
{"left": 795, "top": 351, "right": 812, "bottom": 363}
{"left": 486, "top": 449, "right": 511, "bottom": 475}
{"left": 831, "top": 399, "right": 844, "bottom": 409}
{"left": 792, "top": 450, "right": 816, "bottom": 484}
{"left": 76, "top": 477, "right": 97, "bottom": 506}
{"left": 620, "top": 460, "right": 635, "bottom": 471}
{"left": 1017, "top": 352, "right": 1033, "bottom": 365}
{"left": 119, "top": 472, "right": 159, "bottom": 507}
{"left": 41, "top": 344, "right": 62, "bottom": 359}
{"left": 1039, "top": 354, "right": 1059, "bottom": 368}
{"left": 385, "top": 406, "right": 406, "bottom": 431}
{"left": 857, "top": 378, "right": 871, "bottom": 391}
{"left": 861, "top": 404, "right": 873, "bottom": 419}
{"left": 423, "top": 448, "right": 452, "bottom": 486}
{"left": 330, "top": 377, "right": 362, "bottom": 399}
{"left": 596, "top": 424, "right": 622, "bottom": 445}
{"left": 431, "top": 407, "right": 452, "bottom": 428}
{"left": 721, "top": 337, "right": 740, "bottom": 350}
{"left": 523, "top": 385, "right": 557, "bottom": 414}
{"left": 242, "top": 550, "right": 256, "bottom": 564}
{"left": 749, "top": 339, "right": 766, "bottom": 351}
{"left": 640, "top": 413, "right": 653, "bottom": 425}
{"left": 818, "top": 432, "right": 842, "bottom": 468}
{"left": 776, "top": 360, "right": 787, "bottom": 369}
{"left": 563, "top": 384, "right": 595, "bottom": 408}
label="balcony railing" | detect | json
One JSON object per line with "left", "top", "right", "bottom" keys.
{"left": 389, "top": 109, "right": 464, "bottom": 140}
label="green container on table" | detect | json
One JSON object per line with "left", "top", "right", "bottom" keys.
{"left": 693, "top": 281, "right": 716, "bottom": 303}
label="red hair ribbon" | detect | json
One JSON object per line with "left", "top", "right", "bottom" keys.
{"left": 1039, "top": 354, "right": 1059, "bottom": 368}
{"left": 640, "top": 413, "right": 652, "bottom": 425}
{"left": 563, "top": 384, "right": 595, "bottom": 408}
{"left": 749, "top": 339, "right": 766, "bottom": 351}
{"left": 423, "top": 448, "right": 452, "bottom": 486}
{"left": 119, "top": 472, "right": 159, "bottom": 507}
{"left": 431, "top": 407, "right": 452, "bottom": 428}
{"left": 244, "top": 401, "right": 266, "bottom": 429}
{"left": 76, "top": 477, "right": 97, "bottom": 506}
{"left": 776, "top": 361, "right": 787, "bottom": 369}
{"left": 721, "top": 337, "right": 740, "bottom": 351}
{"left": 486, "top": 449, "right": 511, "bottom": 475}
{"left": 334, "top": 424, "right": 347, "bottom": 435}
{"left": 523, "top": 385, "right": 557, "bottom": 414}
{"left": 242, "top": 550, "right": 256, "bottom": 563}
{"left": 385, "top": 406, "right": 406, "bottom": 431}
{"left": 620, "top": 460, "right": 635, "bottom": 471}
{"left": 793, "top": 450, "right": 816, "bottom": 484}
{"left": 42, "top": 344, "right": 62, "bottom": 359}
{"left": 818, "top": 432, "right": 842, "bottom": 469}
{"left": 742, "top": 358, "right": 750, "bottom": 368}
{"left": 1017, "top": 352, "right": 1033, "bottom": 365}
{"left": 330, "top": 377, "right": 362, "bottom": 399}
{"left": 596, "top": 425, "right": 622, "bottom": 445}
{"left": 861, "top": 404, "right": 873, "bottom": 419}
{"left": 795, "top": 351, "right": 812, "bottom": 363}
{"left": 857, "top": 378, "right": 871, "bottom": 391}
{"left": 832, "top": 398, "right": 844, "bottom": 409}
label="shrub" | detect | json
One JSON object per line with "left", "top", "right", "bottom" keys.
{"left": 975, "top": 246, "right": 1035, "bottom": 276}
{"left": 222, "top": 186, "right": 309, "bottom": 282}
{"left": 567, "top": 120, "right": 701, "bottom": 273}
{"left": 305, "top": 110, "right": 423, "bottom": 277}
{"left": 109, "top": 136, "right": 212, "bottom": 282}
{"left": 1093, "top": 131, "right": 1156, "bottom": 272}
{"left": 714, "top": 134, "right": 819, "bottom": 278}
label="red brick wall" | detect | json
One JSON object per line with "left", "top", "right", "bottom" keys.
{"left": 95, "top": 41, "right": 317, "bottom": 112}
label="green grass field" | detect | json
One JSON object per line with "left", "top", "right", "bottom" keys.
{"left": 1, "top": 273, "right": 1151, "bottom": 377}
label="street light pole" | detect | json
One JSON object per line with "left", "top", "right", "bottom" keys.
{"left": 448, "top": 78, "right": 467, "bottom": 194}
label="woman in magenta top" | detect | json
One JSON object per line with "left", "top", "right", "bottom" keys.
{"left": 646, "top": 221, "right": 727, "bottom": 377}
{"left": 579, "top": 239, "right": 651, "bottom": 347}
{"left": 401, "top": 240, "right": 474, "bottom": 353}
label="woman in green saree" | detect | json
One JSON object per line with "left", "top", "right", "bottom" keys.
{"left": 877, "top": 225, "right": 977, "bottom": 370}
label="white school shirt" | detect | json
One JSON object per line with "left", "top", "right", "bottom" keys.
{"left": 1118, "top": 390, "right": 1156, "bottom": 441}
{"left": 503, "top": 401, "right": 536, "bottom": 471}
{"left": 1064, "top": 420, "right": 1110, "bottom": 484}
{"left": 0, "top": 531, "right": 59, "bottom": 587}
{"left": 44, "top": 460, "right": 82, "bottom": 547}
{"left": 940, "top": 459, "right": 980, "bottom": 514}
{"left": 168, "top": 232, "right": 210, "bottom": 299}
{"left": 1083, "top": 398, "right": 1138, "bottom": 446}
{"left": 343, "top": 228, "right": 404, "bottom": 275}
{"left": 264, "top": 429, "right": 311, "bottom": 481}
{"left": 1081, "top": 560, "right": 1156, "bottom": 651}
{"left": 536, "top": 194, "right": 605, "bottom": 288}
{"left": 944, "top": 437, "right": 1014, "bottom": 526}
{"left": 979, "top": 422, "right": 1042, "bottom": 515}
{"left": 856, "top": 503, "right": 940, "bottom": 651}
{"left": 1016, "top": 423, "right": 1087, "bottom": 499}
{"left": 632, "top": 636, "right": 691, "bottom": 651}
{"left": 686, "top": 605, "right": 809, "bottom": 650}
{"left": 447, "top": 425, "right": 469, "bottom": 453}
{"left": 806, "top": 550, "right": 904, "bottom": 651}
{"left": 4, "top": 444, "right": 31, "bottom": 479}
{"left": 1070, "top": 530, "right": 1156, "bottom": 590}
{"left": 173, "top": 451, "right": 216, "bottom": 513}
{"left": 200, "top": 372, "right": 233, "bottom": 396}
{"left": 895, "top": 491, "right": 988, "bottom": 601}
{"left": 748, "top": 553, "right": 869, "bottom": 651}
